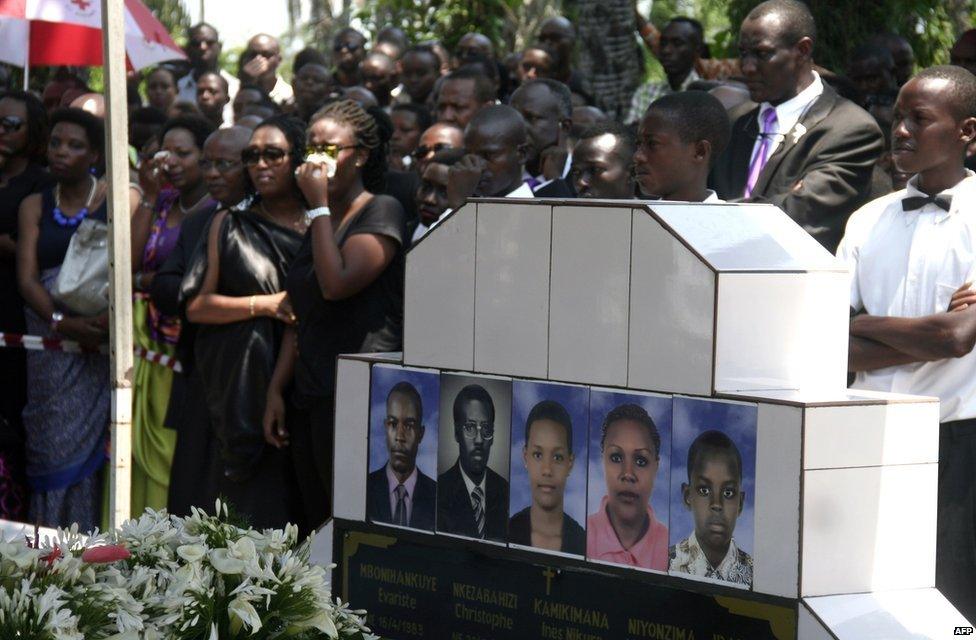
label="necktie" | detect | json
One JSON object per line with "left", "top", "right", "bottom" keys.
{"left": 393, "top": 484, "right": 408, "bottom": 526}
{"left": 471, "top": 486, "right": 485, "bottom": 538}
{"left": 902, "top": 194, "right": 952, "bottom": 212}
{"left": 743, "top": 107, "right": 779, "bottom": 198}
{"left": 524, "top": 176, "right": 541, "bottom": 192}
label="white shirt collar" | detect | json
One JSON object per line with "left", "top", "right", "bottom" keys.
{"left": 385, "top": 462, "right": 418, "bottom": 496}
{"left": 506, "top": 181, "right": 536, "bottom": 198}
{"left": 758, "top": 71, "right": 824, "bottom": 136}
{"left": 459, "top": 463, "right": 487, "bottom": 499}
{"left": 529, "top": 151, "right": 574, "bottom": 190}
{"left": 702, "top": 189, "right": 722, "bottom": 203}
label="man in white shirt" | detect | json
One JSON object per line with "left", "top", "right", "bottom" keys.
{"left": 414, "top": 105, "right": 533, "bottom": 242}
{"left": 838, "top": 65, "right": 976, "bottom": 622}
{"left": 177, "top": 23, "right": 239, "bottom": 115}
{"left": 634, "top": 91, "right": 730, "bottom": 203}
{"left": 710, "top": 0, "right": 884, "bottom": 252}
{"left": 239, "top": 34, "right": 294, "bottom": 108}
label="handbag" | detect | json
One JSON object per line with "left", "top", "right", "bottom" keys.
{"left": 51, "top": 218, "right": 110, "bottom": 317}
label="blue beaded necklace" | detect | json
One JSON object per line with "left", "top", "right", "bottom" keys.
{"left": 52, "top": 175, "right": 98, "bottom": 227}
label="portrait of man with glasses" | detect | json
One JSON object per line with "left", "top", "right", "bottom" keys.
{"left": 437, "top": 376, "right": 511, "bottom": 541}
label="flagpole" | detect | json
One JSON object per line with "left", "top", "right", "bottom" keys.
{"left": 22, "top": 25, "right": 29, "bottom": 91}
{"left": 101, "top": 0, "right": 133, "bottom": 529}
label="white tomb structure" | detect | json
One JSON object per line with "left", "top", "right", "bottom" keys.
{"left": 332, "top": 199, "right": 970, "bottom": 639}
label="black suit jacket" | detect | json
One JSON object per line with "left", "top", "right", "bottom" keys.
{"left": 366, "top": 465, "right": 436, "bottom": 530}
{"left": 149, "top": 205, "right": 218, "bottom": 430}
{"left": 710, "top": 84, "right": 884, "bottom": 252}
{"left": 437, "top": 461, "right": 509, "bottom": 541}
{"left": 533, "top": 177, "right": 576, "bottom": 198}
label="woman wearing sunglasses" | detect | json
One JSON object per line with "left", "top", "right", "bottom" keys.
{"left": 263, "top": 100, "right": 407, "bottom": 532}
{"left": 15, "top": 108, "right": 113, "bottom": 530}
{"left": 127, "top": 115, "right": 216, "bottom": 517}
{"left": 0, "top": 90, "right": 51, "bottom": 522}
{"left": 183, "top": 114, "right": 306, "bottom": 529}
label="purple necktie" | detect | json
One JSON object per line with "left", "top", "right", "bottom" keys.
{"left": 744, "top": 107, "right": 779, "bottom": 198}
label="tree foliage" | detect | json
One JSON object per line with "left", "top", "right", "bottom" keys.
{"left": 143, "top": 0, "right": 191, "bottom": 46}
{"left": 356, "top": 0, "right": 525, "bottom": 53}
{"left": 721, "top": 0, "right": 960, "bottom": 72}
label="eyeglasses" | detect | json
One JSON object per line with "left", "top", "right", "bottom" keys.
{"left": 241, "top": 146, "right": 289, "bottom": 166}
{"left": 306, "top": 143, "right": 360, "bottom": 159}
{"left": 412, "top": 142, "right": 453, "bottom": 159}
{"left": 0, "top": 116, "right": 24, "bottom": 134}
{"left": 334, "top": 42, "right": 362, "bottom": 53}
{"left": 200, "top": 158, "right": 241, "bottom": 173}
{"left": 460, "top": 421, "right": 494, "bottom": 440}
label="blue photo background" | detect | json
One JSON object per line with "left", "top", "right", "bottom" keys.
{"left": 668, "top": 397, "right": 757, "bottom": 555}
{"left": 508, "top": 380, "right": 590, "bottom": 529}
{"left": 586, "top": 389, "right": 672, "bottom": 531}
{"left": 368, "top": 364, "right": 440, "bottom": 481}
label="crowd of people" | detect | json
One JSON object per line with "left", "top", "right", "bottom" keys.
{"left": 1, "top": 0, "right": 976, "bottom": 619}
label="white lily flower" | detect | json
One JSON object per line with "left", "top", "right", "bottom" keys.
{"left": 228, "top": 596, "right": 262, "bottom": 634}
{"left": 177, "top": 544, "right": 207, "bottom": 564}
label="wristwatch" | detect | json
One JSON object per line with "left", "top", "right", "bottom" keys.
{"left": 50, "top": 311, "right": 64, "bottom": 332}
{"left": 306, "top": 206, "right": 331, "bottom": 224}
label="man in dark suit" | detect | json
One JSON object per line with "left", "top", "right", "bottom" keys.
{"left": 366, "top": 381, "right": 436, "bottom": 530}
{"left": 709, "top": 0, "right": 884, "bottom": 252}
{"left": 437, "top": 384, "right": 509, "bottom": 541}
{"left": 510, "top": 79, "right": 577, "bottom": 198}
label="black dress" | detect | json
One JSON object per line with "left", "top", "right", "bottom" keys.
{"left": 151, "top": 206, "right": 217, "bottom": 517}
{"left": 0, "top": 163, "right": 52, "bottom": 521}
{"left": 181, "top": 208, "right": 304, "bottom": 530}
{"left": 285, "top": 194, "right": 407, "bottom": 530}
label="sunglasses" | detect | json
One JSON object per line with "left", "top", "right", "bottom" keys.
{"left": 305, "top": 143, "right": 360, "bottom": 159}
{"left": 412, "top": 142, "right": 454, "bottom": 160}
{"left": 0, "top": 116, "right": 24, "bottom": 134}
{"left": 241, "top": 146, "right": 289, "bottom": 166}
{"left": 200, "top": 158, "right": 241, "bottom": 173}
{"left": 334, "top": 42, "right": 362, "bottom": 53}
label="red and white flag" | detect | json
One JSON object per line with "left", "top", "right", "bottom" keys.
{"left": 0, "top": 0, "right": 185, "bottom": 70}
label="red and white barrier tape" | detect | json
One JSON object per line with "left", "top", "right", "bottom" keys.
{"left": 133, "top": 346, "right": 183, "bottom": 373}
{"left": 0, "top": 332, "right": 182, "bottom": 372}
{"left": 0, "top": 331, "right": 105, "bottom": 354}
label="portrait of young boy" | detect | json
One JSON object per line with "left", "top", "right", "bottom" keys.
{"left": 669, "top": 397, "right": 757, "bottom": 588}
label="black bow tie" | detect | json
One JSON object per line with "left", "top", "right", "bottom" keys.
{"left": 902, "top": 194, "right": 953, "bottom": 212}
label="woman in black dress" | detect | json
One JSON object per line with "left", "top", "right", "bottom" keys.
{"left": 183, "top": 115, "right": 306, "bottom": 529}
{"left": 264, "top": 100, "right": 407, "bottom": 532}
{"left": 0, "top": 91, "right": 51, "bottom": 521}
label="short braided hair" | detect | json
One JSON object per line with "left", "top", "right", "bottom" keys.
{"left": 311, "top": 98, "right": 391, "bottom": 192}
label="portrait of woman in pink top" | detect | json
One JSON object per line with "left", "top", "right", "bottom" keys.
{"left": 586, "top": 401, "right": 669, "bottom": 571}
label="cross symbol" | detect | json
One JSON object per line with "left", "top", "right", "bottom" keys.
{"left": 542, "top": 567, "right": 559, "bottom": 596}
{"left": 71, "top": 0, "right": 91, "bottom": 10}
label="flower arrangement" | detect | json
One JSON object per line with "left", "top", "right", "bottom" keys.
{"left": 0, "top": 502, "right": 377, "bottom": 640}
